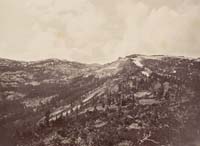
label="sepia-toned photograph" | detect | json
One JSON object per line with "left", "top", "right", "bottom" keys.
{"left": 0, "top": 0, "right": 200, "bottom": 146}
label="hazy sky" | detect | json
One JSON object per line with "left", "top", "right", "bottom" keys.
{"left": 0, "top": 0, "right": 200, "bottom": 63}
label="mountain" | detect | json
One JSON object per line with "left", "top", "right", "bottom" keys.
{"left": 0, "top": 55, "right": 200, "bottom": 146}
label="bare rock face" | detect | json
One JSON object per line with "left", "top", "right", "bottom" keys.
{"left": 0, "top": 54, "right": 200, "bottom": 146}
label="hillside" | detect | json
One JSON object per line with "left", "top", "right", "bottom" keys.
{"left": 0, "top": 55, "right": 200, "bottom": 146}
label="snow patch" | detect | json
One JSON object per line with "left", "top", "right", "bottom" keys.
{"left": 139, "top": 99, "right": 160, "bottom": 105}
{"left": 50, "top": 104, "right": 70, "bottom": 117}
{"left": 141, "top": 71, "right": 149, "bottom": 77}
{"left": 132, "top": 57, "right": 143, "bottom": 67}
{"left": 83, "top": 87, "right": 104, "bottom": 103}
{"left": 142, "top": 68, "right": 152, "bottom": 77}
{"left": 195, "top": 58, "right": 200, "bottom": 62}
{"left": 134, "top": 91, "right": 151, "bottom": 98}
{"left": 172, "top": 70, "right": 176, "bottom": 73}
{"left": 95, "top": 121, "right": 107, "bottom": 128}
{"left": 128, "top": 123, "right": 141, "bottom": 130}
{"left": 25, "top": 81, "right": 40, "bottom": 86}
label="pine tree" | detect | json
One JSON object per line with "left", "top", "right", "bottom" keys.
{"left": 45, "top": 110, "right": 50, "bottom": 127}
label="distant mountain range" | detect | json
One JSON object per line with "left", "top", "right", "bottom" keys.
{"left": 0, "top": 54, "right": 200, "bottom": 146}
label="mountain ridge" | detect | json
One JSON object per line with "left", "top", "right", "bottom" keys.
{"left": 0, "top": 53, "right": 199, "bottom": 65}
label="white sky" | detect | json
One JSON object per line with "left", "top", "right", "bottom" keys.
{"left": 0, "top": 0, "right": 200, "bottom": 63}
